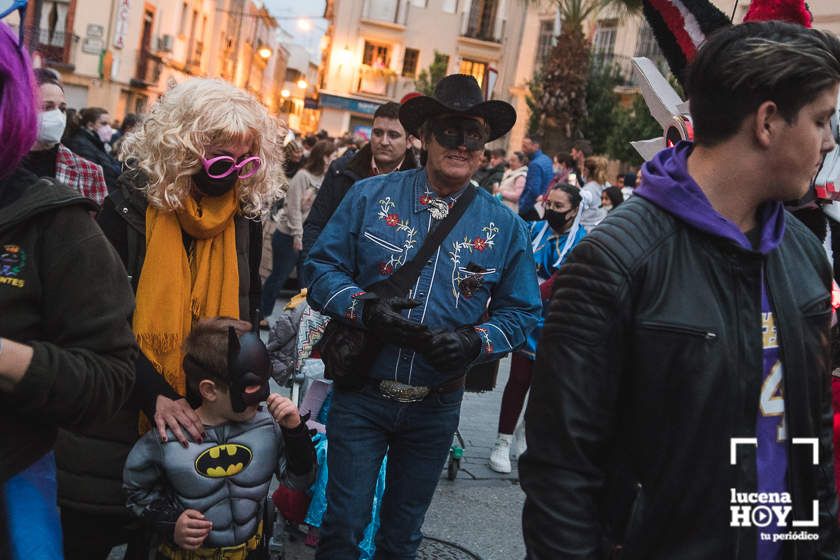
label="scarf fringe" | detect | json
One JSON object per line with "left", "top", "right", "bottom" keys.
{"left": 191, "top": 297, "right": 202, "bottom": 321}
{"left": 134, "top": 332, "right": 180, "bottom": 356}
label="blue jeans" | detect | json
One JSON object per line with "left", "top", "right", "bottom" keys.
{"left": 1, "top": 452, "right": 63, "bottom": 560}
{"left": 260, "top": 230, "right": 299, "bottom": 317}
{"left": 315, "top": 384, "right": 463, "bottom": 560}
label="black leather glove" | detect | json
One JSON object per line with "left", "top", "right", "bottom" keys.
{"left": 423, "top": 327, "right": 482, "bottom": 372}
{"left": 362, "top": 294, "right": 432, "bottom": 349}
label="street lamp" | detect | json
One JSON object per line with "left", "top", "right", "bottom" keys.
{"left": 258, "top": 45, "right": 272, "bottom": 60}
{"left": 281, "top": 89, "right": 290, "bottom": 98}
{"left": 296, "top": 79, "right": 307, "bottom": 89}
{"left": 336, "top": 46, "right": 354, "bottom": 68}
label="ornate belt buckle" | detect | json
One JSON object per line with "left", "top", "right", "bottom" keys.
{"left": 378, "top": 380, "right": 430, "bottom": 403}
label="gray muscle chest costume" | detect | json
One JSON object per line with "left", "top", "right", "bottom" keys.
{"left": 124, "top": 410, "right": 312, "bottom": 547}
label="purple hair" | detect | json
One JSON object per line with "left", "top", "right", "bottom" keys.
{"left": 0, "top": 22, "right": 37, "bottom": 178}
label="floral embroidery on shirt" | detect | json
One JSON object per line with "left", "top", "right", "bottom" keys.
{"left": 449, "top": 223, "right": 499, "bottom": 307}
{"left": 376, "top": 197, "right": 418, "bottom": 276}
{"left": 378, "top": 262, "right": 394, "bottom": 276}
{"left": 345, "top": 291, "right": 367, "bottom": 321}
{"left": 476, "top": 327, "right": 493, "bottom": 353}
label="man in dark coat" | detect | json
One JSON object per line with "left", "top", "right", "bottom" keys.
{"left": 300, "top": 102, "right": 416, "bottom": 275}
{"left": 521, "top": 21, "right": 840, "bottom": 560}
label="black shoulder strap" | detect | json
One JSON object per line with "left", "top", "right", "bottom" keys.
{"left": 388, "top": 185, "right": 478, "bottom": 293}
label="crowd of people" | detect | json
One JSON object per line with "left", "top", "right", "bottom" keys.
{"left": 4, "top": 5, "right": 840, "bottom": 560}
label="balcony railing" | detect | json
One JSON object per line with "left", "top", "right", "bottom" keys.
{"left": 361, "top": 0, "right": 407, "bottom": 26}
{"left": 187, "top": 41, "right": 204, "bottom": 70}
{"left": 356, "top": 64, "right": 398, "bottom": 98}
{"left": 132, "top": 49, "right": 163, "bottom": 88}
{"left": 12, "top": 26, "right": 78, "bottom": 67}
{"left": 592, "top": 53, "right": 669, "bottom": 87}
{"left": 462, "top": 25, "right": 502, "bottom": 43}
{"left": 462, "top": 0, "right": 502, "bottom": 43}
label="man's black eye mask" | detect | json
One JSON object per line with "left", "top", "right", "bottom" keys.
{"left": 429, "top": 118, "right": 488, "bottom": 151}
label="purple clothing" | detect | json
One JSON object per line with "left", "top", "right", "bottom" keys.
{"left": 755, "top": 280, "right": 786, "bottom": 559}
{"left": 636, "top": 142, "right": 785, "bottom": 255}
{"left": 637, "top": 143, "right": 788, "bottom": 559}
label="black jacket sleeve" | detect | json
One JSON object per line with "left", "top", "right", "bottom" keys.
{"left": 249, "top": 219, "right": 263, "bottom": 322}
{"left": 280, "top": 416, "right": 316, "bottom": 476}
{"left": 520, "top": 233, "right": 630, "bottom": 559}
{"left": 818, "top": 351, "right": 840, "bottom": 558}
{"left": 97, "top": 196, "right": 129, "bottom": 264}
{"left": 12, "top": 205, "right": 138, "bottom": 428}
{"left": 812, "top": 252, "right": 840, "bottom": 558}
{"left": 127, "top": 351, "right": 182, "bottom": 420}
{"left": 302, "top": 163, "right": 350, "bottom": 262}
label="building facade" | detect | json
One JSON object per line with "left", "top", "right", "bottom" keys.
{"left": 11, "top": 0, "right": 286, "bottom": 121}
{"left": 317, "top": 0, "right": 529, "bottom": 139}
{"left": 279, "top": 42, "right": 320, "bottom": 134}
{"left": 505, "top": 0, "right": 840, "bottom": 154}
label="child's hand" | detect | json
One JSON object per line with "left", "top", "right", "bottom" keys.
{"left": 174, "top": 509, "right": 212, "bottom": 550}
{"left": 267, "top": 393, "right": 302, "bottom": 429}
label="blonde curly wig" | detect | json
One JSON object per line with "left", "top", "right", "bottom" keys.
{"left": 120, "top": 78, "right": 286, "bottom": 218}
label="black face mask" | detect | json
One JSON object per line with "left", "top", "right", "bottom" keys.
{"left": 226, "top": 328, "right": 271, "bottom": 413}
{"left": 545, "top": 209, "right": 573, "bottom": 232}
{"left": 429, "top": 116, "right": 489, "bottom": 151}
{"left": 193, "top": 168, "right": 238, "bottom": 197}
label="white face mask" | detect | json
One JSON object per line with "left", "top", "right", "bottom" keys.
{"left": 37, "top": 108, "right": 67, "bottom": 147}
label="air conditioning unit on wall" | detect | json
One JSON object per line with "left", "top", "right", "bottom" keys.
{"left": 157, "top": 34, "right": 174, "bottom": 53}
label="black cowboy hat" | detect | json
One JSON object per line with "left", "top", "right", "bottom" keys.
{"left": 399, "top": 74, "right": 516, "bottom": 142}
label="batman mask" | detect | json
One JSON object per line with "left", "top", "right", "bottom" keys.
{"left": 227, "top": 328, "right": 271, "bottom": 413}
{"left": 428, "top": 116, "right": 489, "bottom": 151}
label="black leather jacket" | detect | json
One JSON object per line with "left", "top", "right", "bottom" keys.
{"left": 521, "top": 196, "right": 840, "bottom": 559}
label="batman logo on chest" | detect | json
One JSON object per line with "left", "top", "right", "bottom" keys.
{"left": 194, "top": 444, "right": 253, "bottom": 478}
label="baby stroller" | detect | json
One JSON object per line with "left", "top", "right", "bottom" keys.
{"left": 268, "top": 299, "right": 387, "bottom": 558}
{"left": 263, "top": 294, "right": 329, "bottom": 557}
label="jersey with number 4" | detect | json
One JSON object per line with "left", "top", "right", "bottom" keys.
{"left": 756, "top": 278, "right": 787, "bottom": 560}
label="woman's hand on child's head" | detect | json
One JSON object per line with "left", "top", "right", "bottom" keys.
{"left": 174, "top": 509, "right": 212, "bottom": 550}
{"left": 267, "top": 393, "right": 302, "bottom": 430}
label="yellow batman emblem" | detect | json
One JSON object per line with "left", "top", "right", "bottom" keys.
{"left": 195, "top": 444, "right": 252, "bottom": 478}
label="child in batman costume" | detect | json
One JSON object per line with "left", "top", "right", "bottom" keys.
{"left": 123, "top": 318, "right": 315, "bottom": 559}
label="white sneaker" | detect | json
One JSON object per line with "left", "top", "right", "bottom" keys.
{"left": 489, "top": 434, "right": 512, "bottom": 474}
{"left": 512, "top": 420, "right": 527, "bottom": 460}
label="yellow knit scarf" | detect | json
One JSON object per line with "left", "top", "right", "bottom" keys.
{"left": 133, "top": 191, "right": 240, "bottom": 397}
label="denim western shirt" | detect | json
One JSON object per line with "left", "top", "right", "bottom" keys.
{"left": 518, "top": 149, "right": 554, "bottom": 214}
{"left": 304, "top": 167, "right": 542, "bottom": 388}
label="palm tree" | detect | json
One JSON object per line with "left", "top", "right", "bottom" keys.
{"left": 525, "top": 0, "right": 641, "bottom": 152}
